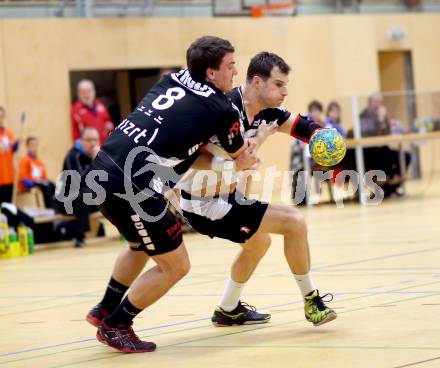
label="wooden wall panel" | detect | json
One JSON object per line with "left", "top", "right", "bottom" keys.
{"left": 375, "top": 14, "right": 413, "bottom": 51}
{"left": 65, "top": 18, "right": 127, "bottom": 70}
{"left": 254, "top": 16, "right": 336, "bottom": 193}
{"left": 2, "top": 19, "right": 71, "bottom": 179}
{"left": 0, "top": 21, "right": 6, "bottom": 109}
{"left": 330, "top": 16, "right": 379, "bottom": 98}
{"left": 125, "top": 18, "right": 184, "bottom": 69}
{"left": 411, "top": 14, "right": 440, "bottom": 91}
{"left": 0, "top": 15, "right": 439, "bottom": 182}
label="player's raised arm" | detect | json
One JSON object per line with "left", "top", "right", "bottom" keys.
{"left": 277, "top": 113, "right": 322, "bottom": 143}
{"left": 278, "top": 113, "right": 346, "bottom": 166}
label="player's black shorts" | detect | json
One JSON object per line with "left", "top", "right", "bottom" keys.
{"left": 89, "top": 156, "right": 182, "bottom": 256}
{"left": 180, "top": 190, "right": 269, "bottom": 244}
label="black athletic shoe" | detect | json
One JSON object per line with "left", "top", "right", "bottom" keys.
{"left": 211, "top": 301, "right": 271, "bottom": 326}
{"left": 74, "top": 238, "right": 85, "bottom": 248}
{"left": 86, "top": 303, "right": 110, "bottom": 327}
{"left": 97, "top": 321, "right": 156, "bottom": 353}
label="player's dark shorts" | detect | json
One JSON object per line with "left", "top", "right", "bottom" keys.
{"left": 180, "top": 190, "right": 269, "bottom": 244}
{"left": 89, "top": 155, "right": 182, "bottom": 256}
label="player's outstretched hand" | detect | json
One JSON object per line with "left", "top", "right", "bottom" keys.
{"left": 256, "top": 121, "right": 278, "bottom": 142}
{"left": 235, "top": 141, "right": 259, "bottom": 171}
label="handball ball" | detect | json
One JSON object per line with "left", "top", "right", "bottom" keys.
{"left": 309, "top": 129, "right": 346, "bottom": 166}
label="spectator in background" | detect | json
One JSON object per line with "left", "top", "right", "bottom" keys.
{"left": 322, "top": 101, "right": 349, "bottom": 185}
{"left": 57, "top": 127, "right": 100, "bottom": 247}
{"left": 71, "top": 79, "right": 114, "bottom": 145}
{"left": 18, "top": 136, "right": 55, "bottom": 208}
{"left": 0, "top": 107, "right": 18, "bottom": 204}
{"left": 359, "top": 92, "right": 390, "bottom": 137}
{"left": 290, "top": 100, "right": 326, "bottom": 205}
{"left": 359, "top": 92, "right": 409, "bottom": 198}
{"left": 159, "top": 68, "right": 175, "bottom": 79}
{"left": 307, "top": 100, "right": 325, "bottom": 127}
{"left": 325, "top": 101, "right": 346, "bottom": 137}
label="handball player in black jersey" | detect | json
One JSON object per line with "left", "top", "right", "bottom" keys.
{"left": 85, "top": 36, "right": 256, "bottom": 353}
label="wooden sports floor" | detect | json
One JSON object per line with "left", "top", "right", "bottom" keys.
{"left": 1, "top": 179, "right": 439, "bottom": 368}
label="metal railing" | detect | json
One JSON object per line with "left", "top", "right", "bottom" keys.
{"left": 1, "top": 0, "right": 440, "bottom": 17}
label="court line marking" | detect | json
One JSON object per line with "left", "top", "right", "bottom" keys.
{"left": 0, "top": 277, "right": 241, "bottom": 317}
{"left": 1, "top": 266, "right": 439, "bottom": 356}
{"left": 40, "top": 292, "right": 440, "bottom": 368}
{"left": 2, "top": 246, "right": 438, "bottom": 314}
{"left": 0, "top": 271, "right": 277, "bottom": 311}
{"left": 1, "top": 290, "right": 440, "bottom": 300}
{"left": 1, "top": 243, "right": 438, "bottom": 339}
{"left": 393, "top": 356, "right": 440, "bottom": 368}
{"left": 168, "top": 345, "right": 440, "bottom": 351}
{"left": 1, "top": 281, "right": 439, "bottom": 366}
{"left": 0, "top": 300, "right": 303, "bottom": 359}
{"left": 313, "top": 247, "right": 440, "bottom": 270}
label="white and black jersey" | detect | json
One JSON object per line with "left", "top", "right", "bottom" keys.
{"left": 177, "top": 86, "right": 292, "bottom": 194}
{"left": 227, "top": 86, "right": 320, "bottom": 143}
{"left": 177, "top": 87, "right": 291, "bottom": 244}
{"left": 227, "top": 86, "right": 291, "bottom": 140}
{"left": 97, "top": 69, "right": 244, "bottom": 189}
{"left": 177, "top": 87, "right": 323, "bottom": 245}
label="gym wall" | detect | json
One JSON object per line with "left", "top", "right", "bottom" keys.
{"left": 0, "top": 14, "right": 439, "bottom": 191}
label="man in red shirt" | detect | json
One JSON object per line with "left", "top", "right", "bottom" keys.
{"left": 71, "top": 80, "right": 114, "bottom": 144}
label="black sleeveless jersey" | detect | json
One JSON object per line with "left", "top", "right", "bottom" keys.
{"left": 98, "top": 70, "right": 243, "bottom": 189}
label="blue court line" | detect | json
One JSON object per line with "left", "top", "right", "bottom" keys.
{"left": 2, "top": 290, "right": 440, "bottom": 300}
{"left": 0, "top": 300, "right": 303, "bottom": 358}
{"left": 0, "top": 317, "right": 209, "bottom": 358}
{"left": 165, "top": 291, "right": 439, "bottom": 297}
{"left": 393, "top": 355, "right": 440, "bottom": 368}
{"left": 2, "top": 247, "right": 439, "bottom": 357}
{"left": 313, "top": 247, "right": 440, "bottom": 270}
{"left": 2, "top": 282, "right": 439, "bottom": 361}
{"left": 313, "top": 267, "right": 440, "bottom": 271}
{"left": 12, "top": 290, "right": 440, "bottom": 368}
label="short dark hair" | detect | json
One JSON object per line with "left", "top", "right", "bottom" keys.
{"left": 326, "top": 101, "right": 341, "bottom": 116}
{"left": 308, "top": 100, "right": 323, "bottom": 113}
{"left": 246, "top": 52, "right": 290, "bottom": 83}
{"left": 186, "top": 36, "right": 235, "bottom": 82}
{"left": 26, "top": 136, "right": 37, "bottom": 145}
{"left": 0, "top": 106, "right": 5, "bottom": 114}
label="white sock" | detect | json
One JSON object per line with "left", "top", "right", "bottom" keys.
{"left": 293, "top": 271, "right": 316, "bottom": 298}
{"left": 218, "top": 276, "right": 245, "bottom": 312}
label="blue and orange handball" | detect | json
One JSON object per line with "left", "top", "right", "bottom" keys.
{"left": 309, "top": 129, "right": 346, "bottom": 166}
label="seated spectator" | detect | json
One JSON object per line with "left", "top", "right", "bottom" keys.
{"left": 71, "top": 79, "right": 114, "bottom": 145}
{"left": 359, "top": 92, "right": 390, "bottom": 137}
{"left": 359, "top": 92, "right": 410, "bottom": 198}
{"left": 321, "top": 101, "right": 349, "bottom": 185}
{"left": 325, "top": 101, "right": 346, "bottom": 137}
{"left": 307, "top": 100, "right": 325, "bottom": 127}
{"left": 0, "top": 106, "right": 18, "bottom": 205}
{"left": 18, "top": 136, "right": 55, "bottom": 208}
{"left": 56, "top": 127, "right": 100, "bottom": 248}
{"left": 290, "top": 100, "right": 326, "bottom": 205}
{"left": 307, "top": 100, "right": 326, "bottom": 168}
